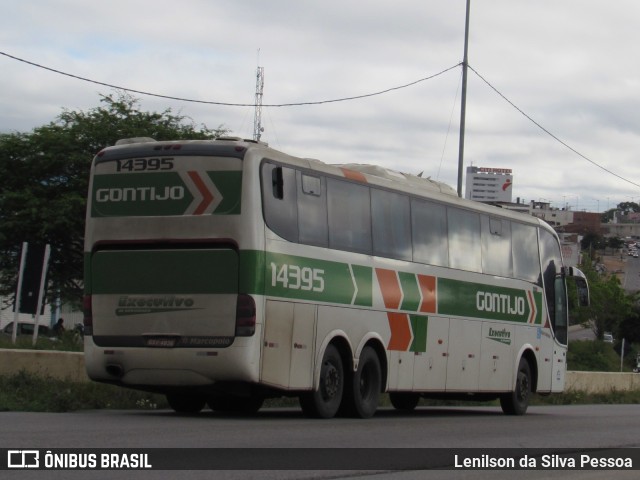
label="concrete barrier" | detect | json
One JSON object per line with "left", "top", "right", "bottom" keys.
{"left": 565, "top": 370, "right": 640, "bottom": 394}
{"left": 1, "top": 350, "right": 639, "bottom": 393}
{"left": 0, "top": 349, "right": 89, "bottom": 383}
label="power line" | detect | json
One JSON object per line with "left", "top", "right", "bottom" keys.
{"left": 468, "top": 64, "right": 640, "bottom": 190}
{"left": 0, "top": 51, "right": 460, "bottom": 107}
{"left": 2, "top": 50, "right": 638, "bottom": 190}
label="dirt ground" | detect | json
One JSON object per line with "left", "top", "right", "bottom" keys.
{"left": 600, "top": 253, "right": 625, "bottom": 281}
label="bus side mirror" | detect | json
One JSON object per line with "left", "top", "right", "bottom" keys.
{"left": 574, "top": 277, "right": 589, "bottom": 307}
{"left": 563, "top": 266, "right": 590, "bottom": 307}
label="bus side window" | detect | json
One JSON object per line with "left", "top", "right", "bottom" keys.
{"left": 261, "top": 163, "right": 298, "bottom": 242}
{"left": 411, "top": 198, "right": 448, "bottom": 267}
{"left": 511, "top": 222, "right": 541, "bottom": 285}
{"left": 481, "top": 216, "right": 513, "bottom": 277}
{"left": 298, "top": 172, "right": 328, "bottom": 247}
{"left": 371, "top": 189, "right": 411, "bottom": 261}
{"left": 447, "top": 207, "right": 481, "bottom": 273}
{"left": 272, "top": 166, "right": 284, "bottom": 199}
{"left": 327, "top": 178, "right": 372, "bottom": 255}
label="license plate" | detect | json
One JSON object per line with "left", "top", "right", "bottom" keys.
{"left": 144, "top": 336, "right": 178, "bottom": 348}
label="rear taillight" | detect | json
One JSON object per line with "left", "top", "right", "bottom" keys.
{"left": 83, "top": 295, "right": 93, "bottom": 335}
{"left": 235, "top": 294, "right": 256, "bottom": 337}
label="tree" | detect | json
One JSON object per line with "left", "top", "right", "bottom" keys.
{"left": 571, "top": 261, "right": 631, "bottom": 339}
{"left": 580, "top": 231, "right": 606, "bottom": 255}
{"left": 0, "top": 92, "right": 227, "bottom": 307}
{"left": 617, "top": 202, "right": 640, "bottom": 215}
{"left": 601, "top": 202, "right": 640, "bottom": 223}
{"left": 607, "top": 237, "right": 624, "bottom": 250}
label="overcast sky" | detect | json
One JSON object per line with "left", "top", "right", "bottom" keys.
{"left": 2, "top": 0, "right": 639, "bottom": 212}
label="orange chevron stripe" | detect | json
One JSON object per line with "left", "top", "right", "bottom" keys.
{"left": 527, "top": 290, "right": 536, "bottom": 324}
{"left": 387, "top": 312, "right": 412, "bottom": 351}
{"left": 417, "top": 274, "right": 436, "bottom": 313}
{"left": 187, "top": 171, "right": 214, "bottom": 215}
{"left": 375, "top": 268, "right": 402, "bottom": 309}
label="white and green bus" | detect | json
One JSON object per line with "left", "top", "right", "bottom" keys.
{"left": 83, "top": 137, "right": 589, "bottom": 418}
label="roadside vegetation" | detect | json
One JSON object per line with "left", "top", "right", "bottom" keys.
{"left": 0, "top": 331, "right": 83, "bottom": 352}
{"left": 0, "top": 370, "right": 165, "bottom": 412}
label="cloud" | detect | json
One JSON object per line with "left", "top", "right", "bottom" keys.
{"left": 1, "top": 0, "right": 640, "bottom": 212}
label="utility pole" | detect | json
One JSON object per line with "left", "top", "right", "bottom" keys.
{"left": 253, "top": 65, "right": 265, "bottom": 142}
{"left": 457, "top": 0, "right": 471, "bottom": 197}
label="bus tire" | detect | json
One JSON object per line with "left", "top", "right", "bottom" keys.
{"left": 500, "top": 358, "right": 531, "bottom": 415}
{"left": 208, "top": 394, "right": 264, "bottom": 414}
{"left": 166, "top": 393, "right": 206, "bottom": 414}
{"left": 299, "top": 344, "right": 344, "bottom": 419}
{"left": 389, "top": 392, "right": 420, "bottom": 411}
{"left": 348, "top": 346, "right": 382, "bottom": 419}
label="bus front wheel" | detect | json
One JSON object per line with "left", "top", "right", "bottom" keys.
{"left": 299, "top": 344, "right": 344, "bottom": 419}
{"left": 500, "top": 358, "right": 531, "bottom": 415}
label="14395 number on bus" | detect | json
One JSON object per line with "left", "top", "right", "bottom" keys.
{"left": 270, "top": 263, "right": 325, "bottom": 292}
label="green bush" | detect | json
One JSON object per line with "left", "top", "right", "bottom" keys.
{"left": 567, "top": 339, "right": 624, "bottom": 371}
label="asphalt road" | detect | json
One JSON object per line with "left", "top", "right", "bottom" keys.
{"left": 2, "top": 404, "right": 639, "bottom": 480}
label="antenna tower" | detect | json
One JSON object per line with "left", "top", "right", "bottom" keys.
{"left": 253, "top": 66, "right": 265, "bottom": 141}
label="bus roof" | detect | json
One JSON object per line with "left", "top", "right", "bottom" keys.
{"left": 103, "top": 137, "right": 549, "bottom": 231}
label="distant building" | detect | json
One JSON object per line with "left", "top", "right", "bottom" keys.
{"left": 465, "top": 166, "right": 513, "bottom": 203}
{"left": 559, "top": 233, "right": 583, "bottom": 267}
{"left": 528, "top": 201, "right": 574, "bottom": 227}
{"left": 562, "top": 211, "right": 602, "bottom": 235}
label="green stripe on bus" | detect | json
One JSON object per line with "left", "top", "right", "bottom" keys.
{"left": 91, "top": 249, "right": 238, "bottom": 294}
{"left": 265, "top": 252, "right": 373, "bottom": 306}
{"left": 207, "top": 171, "right": 242, "bottom": 214}
{"left": 87, "top": 248, "right": 543, "bottom": 327}
{"left": 239, "top": 250, "right": 265, "bottom": 295}
{"left": 437, "top": 278, "right": 541, "bottom": 324}
{"left": 91, "top": 171, "right": 242, "bottom": 217}
{"left": 399, "top": 272, "right": 420, "bottom": 312}
{"left": 91, "top": 173, "right": 193, "bottom": 217}
{"left": 351, "top": 264, "right": 373, "bottom": 307}
{"left": 409, "top": 315, "right": 427, "bottom": 352}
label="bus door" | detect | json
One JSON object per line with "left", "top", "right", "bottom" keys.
{"left": 551, "top": 275, "right": 569, "bottom": 392}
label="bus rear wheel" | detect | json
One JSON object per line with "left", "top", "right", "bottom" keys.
{"left": 299, "top": 344, "right": 344, "bottom": 419}
{"left": 166, "top": 393, "right": 206, "bottom": 414}
{"left": 500, "top": 358, "right": 531, "bottom": 415}
{"left": 343, "top": 346, "right": 381, "bottom": 419}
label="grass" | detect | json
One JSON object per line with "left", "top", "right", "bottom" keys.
{"left": 0, "top": 371, "right": 167, "bottom": 412}
{"left": 567, "top": 339, "right": 633, "bottom": 372}
{"left": 0, "top": 331, "right": 83, "bottom": 352}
